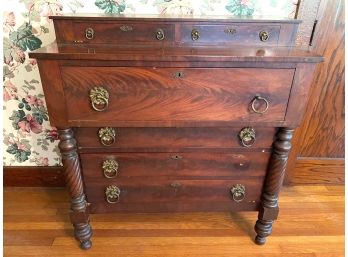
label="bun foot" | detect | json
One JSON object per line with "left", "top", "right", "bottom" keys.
{"left": 255, "top": 235, "right": 266, "bottom": 245}
{"left": 80, "top": 240, "right": 92, "bottom": 250}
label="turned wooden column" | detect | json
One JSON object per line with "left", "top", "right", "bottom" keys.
{"left": 58, "top": 128, "right": 92, "bottom": 250}
{"left": 255, "top": 127, "right": 294, "bottom": 245}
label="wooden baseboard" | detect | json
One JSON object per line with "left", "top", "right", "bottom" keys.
{"left": 4, "top": 158, "right": 345, "bottom": 187}
{"left": 285, "top": 158, "right": 345, "bottom": 185}
{"left": 3, "top": 166, "right": 65, "bottom": 187}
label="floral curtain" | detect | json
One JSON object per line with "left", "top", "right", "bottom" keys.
{"left": 3, "top": 0, "right": 298, "bottom": 166}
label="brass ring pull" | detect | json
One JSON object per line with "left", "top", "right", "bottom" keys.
{"left": 90, "top": 87, "right": 109, "bottom": 112}
{"left": 156, "top": 28, "right": 165, "bottom": 41}
{"left": 191, "top": 29, "right": 200, "bottom": 41}
{"left": 259, "top": 31, "right": 269, "bottom": 42}
{"left": 102, "top": 159, "right": 119, "bottom": 178}
{"left": 85, "top": 28, "right": 94, "bottom": 40}
{"left": 231, "top": 184, "right": 246, "bottom": 202}
{"left": 251, "top": 95, "right": 269, "bottom": 114}
{"left": 239, "top": 127, "right": 256, "bottom": 148}
{"left": 105, "top": 185, "right": 120, "bottom": 204}
{"left": 98, "top": 127, "right": 116, "bottom": 146}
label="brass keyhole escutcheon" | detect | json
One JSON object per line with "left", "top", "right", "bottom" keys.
{"left": 102, "top": 159, "right": 119, "bottom": 178}
{"left": 191, "top": 28, "right": 200, "bottom": 41}
{"left": 174, "top": 71, "right": 185, "bottom": 78}
{"left": 85, "top": 28, "right": 94, "bottom": 40}
{"left": 230, "top": 184, "right": 246, "bottom": 202}
{"left": 239, "top": 127, "right": 256, "bottom": 148}
{"left": 259, "top": 31, "right": 269, "bottom": 42}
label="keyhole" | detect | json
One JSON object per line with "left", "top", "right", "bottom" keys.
{"left": 174, "top": 72, "right": 185, "bottom": 78}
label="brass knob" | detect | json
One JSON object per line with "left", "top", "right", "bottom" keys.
{"left": 259, "top": 31, "right": 269, "bottom": 42}
{"left": 239, "top": 127, "right": 256, "bottom": 147}
{"left": 251, "top": 95, "right": 269, "bottom": 114}
{"left": 191, "top": 29, "right": 200, "bottom": 41}
{"left": 230, "top": 184, "right": 246, "bottom": 202}
{"left": 89, "top": 86, "right": 109, "bottom": 112}
{"left": 98, "top": 127, "right": 116, "bottom": 146}
{"left": 85, "top": 28, "right": 94, "bottom": 40}
{"left": 156, "top": 28, "right": 165, "bottom": 41}
{"left": 105, "top": 185, "right": 120, "bottom": 204}
{"left": 102, "top": 159, "right": 119, "bottom": 178}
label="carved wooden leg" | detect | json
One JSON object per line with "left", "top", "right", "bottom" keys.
{"left": 58, "top": 128, "right": 92, "bottom": 250}
{"left": 255, "top": 127, "right": 294, "bottom": 245}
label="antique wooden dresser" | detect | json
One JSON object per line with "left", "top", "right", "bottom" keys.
{"left": 29, "top": 14, "right": 323, "bottom": 249}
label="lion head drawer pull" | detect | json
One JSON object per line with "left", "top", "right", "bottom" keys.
{"left": 239, "top": 127, "right": 256, "bottom": 147}
{"left": 98, "top": 127, "right": 116, "bottom": 146}
{"left": 259, "top": 31, "right": 269, "bottom": 42}
{"left": 105, "top": 185, "right": 121, "bottom": 204}
{"left": 156, "top": 28, "right": 165, "bottom": 41}
{"left": 230, "top": 184, "right": 246, "bottom": 203}
{"left": 89, "top": 86, "right": 109, "bottom": 112}
{"left": 251, "top": 95, "right": 269, "bottom": 114}
{"left": 102, "top": 159, "right": 119, "bottom": 178}
{"left": 191, "top": 28, "right": 200, "bottom": 41}
{"left": 85, "top": 28, "right": 94, "bottom": 40}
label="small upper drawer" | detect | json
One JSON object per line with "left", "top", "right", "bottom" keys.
{"left": 179, "top": 24, "right": 280, "bottom": 45}
{"left": 61, "top": 67, "right": 294, "bottom": 126}
{"left": 69, "top": 22, "right": 174, "bottom": 43}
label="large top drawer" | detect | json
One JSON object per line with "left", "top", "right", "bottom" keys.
{"left": 61, "top": 67, "right": 294, "bottom": 126}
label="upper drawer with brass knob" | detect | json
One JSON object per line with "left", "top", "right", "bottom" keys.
{"left": 180, "top": 24, "right": 281, "bottom": 45}
{"left": 61, "top": 67, "right": 294, "bottom": 126}
{"left": 69, "top": 22, "right": 174, "bottom": 43}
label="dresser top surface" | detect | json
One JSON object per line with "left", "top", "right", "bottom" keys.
{"left": 29, "top": 43, "right": 323, "bottom": 63}
{"left": 50, "top": 14, "right": 301, "bottom": 23}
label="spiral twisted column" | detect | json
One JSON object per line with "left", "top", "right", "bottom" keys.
{"left": 58, "top": 128, "right": 92, "bottom": 250}
{"left": 255, "top": 128, "right": 294, "bottom": 245}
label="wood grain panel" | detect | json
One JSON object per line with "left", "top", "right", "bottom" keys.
{"left": 76, "top": 127, "right": 276, "bottom": 151}
{"left": 287, "top": 158, "right": 344, "bottom": 185}
{"left": 3, "top": 166, "right": 65, "bottom": 187}
{"left": 80, "top": 152, "right": 270, "bottom": 180}
{"left": 61, "top": 67, "right": 294, "bottom": 124}
{"left": 298, "top": 0, "right": 345, "bottom": 158}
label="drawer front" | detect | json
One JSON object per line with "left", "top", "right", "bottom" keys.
{"left": 86, "top": 178, "right": 263, "bottom": 213}
{"left": 81, "top": 152, "right": 270, "bottom": 180}
{"left": 76, "top": 127, "right": 276, "bottom": 151}
{"left": 180, "top": 24, "right": 280, "bottom": 45}
{"left": 61, "top": 67, "right": 294, "bottom": 124}
{"left": 72, "top": 22, "right": 174, "bottom": 43}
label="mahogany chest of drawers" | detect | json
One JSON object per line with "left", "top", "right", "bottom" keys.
{"left": 29, "top": 14, "right": 323, "bottom": 249}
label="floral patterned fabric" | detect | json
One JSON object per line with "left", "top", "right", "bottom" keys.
{"left": 3, "top": 0, "right": 298, "bottom": 166}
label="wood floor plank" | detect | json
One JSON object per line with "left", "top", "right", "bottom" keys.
{"left": 3, "top": 186, "right": 344, "bottom": 256}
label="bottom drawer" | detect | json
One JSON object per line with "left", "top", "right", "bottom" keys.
{"left": 86, "top": 178, "right": 264, "bottom": 213}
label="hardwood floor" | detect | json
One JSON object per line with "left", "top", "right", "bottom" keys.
{"left": 4, "top": 186, "right": 344, "bottom": 257}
